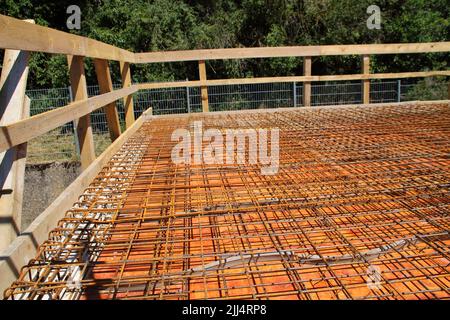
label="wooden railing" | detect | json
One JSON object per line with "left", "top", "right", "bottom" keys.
{"left": 0, "top": 14, "right": 449, "bottom": 286}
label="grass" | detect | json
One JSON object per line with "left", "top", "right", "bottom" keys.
{"left": 27, "top": 129, "right": 112, "bottom": 164}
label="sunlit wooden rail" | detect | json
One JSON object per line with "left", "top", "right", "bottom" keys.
{"left": 0, "top": 13, "right": 449, "bottom": 298}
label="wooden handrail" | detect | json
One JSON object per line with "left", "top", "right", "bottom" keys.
{"left": 135, "top": 42, "right": 450, "bottom": 63}
{"left": 0, "top": 85, "right": 138, "bottom": 153}
{"left": 138, "top": 70, "right": 450, "bottom": 90}
{"left": 0, "top": 15, "right": 135, "bottom": 62}
{"left": 1, "top": 14, "right": 449, "bottom": 64}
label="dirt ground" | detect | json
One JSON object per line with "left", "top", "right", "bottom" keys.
{"left": 22, "top": 162, "right": 81, "bottom": 230}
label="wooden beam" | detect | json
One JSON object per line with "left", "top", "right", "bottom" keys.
{"left": 199, "top": 60, "right": 209, "bottom": 112}
{"left": 120, "top": 61, "right": 135, "bottom": 128}
{"left": 0, "top": 85, "right": 138, "bottom": 153}
{"left": 13, "top": 96, "right": 30, "bottom": 231}
{"left": 139, "top": 80, "right": 201, "bottom": 90}
{"left": 138, "top": 71, "right": 450, "bottom": 90}
{"left": 68, "top": 55, "right": 96, "bottom": 170}
{"left": 362, "top": 55, "right": 371, "bottom": 104}
{"left": 0, "top": 29, "right": 31, "bottom": 251}
{"left": 0, "top": 14, "right": 135, "bottom": 62}
{"left": 134, "top": 42, "right": 450, "bottom": 63}
{"left": 151, "top": 100, "right": 450, "bottom": 119}
{"left": 94, "top": 59, "right": 121, "bottom": 141}
{"left": 0, "top": 15, "right": 448, "bottom": 66}
{"left": 303, "top": 57, "right": 312, "bottom": 106}
{"left": 0, "top": 109, "right": 150, "bottom": 299}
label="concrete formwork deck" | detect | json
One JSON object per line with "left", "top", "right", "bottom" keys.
{"left": 4, "top": 102, "right": 450, "bottom": 300}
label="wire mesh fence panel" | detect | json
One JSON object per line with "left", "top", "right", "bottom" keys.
{"left": 207, "top": 82, "right": 299, "bottom": 112}
{"left": 26, "top": 87, "right": 79, "bottom": 163}
{"left": 88, "top": 84, "right": 125, "bottom": 132}
{"left": 401, "top": 83, "right": 416, "bottom": 100}
{"left": 24, "top": 79, "right": 447, "bottom": 163}
{"left": 370, "top": 80, "right": 399, "bottom": 103}
{"left": 295, "top": 83, "right": 304, "bottom": 107}
{"left": 311, "top": 81, "right": 363, "bottom": 106}
{"left": 88, "top": 84, "right": 132, "bottom": 156}
{"left": 136, "top": 87, "right": 188, "bottom": 115}
{"left": 187, "top": 87, "right": 202, "bottom": 113}
{"left": 87, "top": 85, "right": 114, "bottom": 156}
{"left": 28, "top": 87, "right": 71, "bottom": 116}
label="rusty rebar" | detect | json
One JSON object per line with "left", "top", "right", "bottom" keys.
{"left": 4, "top": 102, "right": 450, "bottom": 300}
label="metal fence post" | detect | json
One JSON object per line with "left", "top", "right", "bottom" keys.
{"left": 186, "top": 79, "right": 191, "bottom": 113}
{"left": 293, "top": 81, "right": 297, "bottom": 108}
{"left": 397, "top": 79, "right": 401, "bottom": 102}
{"left": 68, "top": 85, "right": 73, "bottom": 101}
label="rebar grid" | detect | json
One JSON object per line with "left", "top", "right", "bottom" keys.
{"left": 5, "top": 102, "right": 450, "bottom": 300}
{"left": 24, "top": 80, "right": 444, "bottom": 164}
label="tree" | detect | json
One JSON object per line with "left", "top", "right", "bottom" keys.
{"left": 0, "top": 0, "right": 448, "bottom": 88}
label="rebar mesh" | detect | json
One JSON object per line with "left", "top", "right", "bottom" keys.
{"left": 5, "top": 102, "right": 450, "bottom": 300}
{"left": 24, "top": 79, "right": 446, "bottom": 163}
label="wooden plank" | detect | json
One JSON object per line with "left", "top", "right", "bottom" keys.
{"left": 0, "top": 85, "right": 138, "bottom": 153}
{"left": 13, "top": 96, "right": 30, "bottom": 232}
{"left": 134, "top": 42, "right": 450, "bottom": 63}
{"left": 0, "top": 109, "right": 150, "bottom": 299}
{"left": 0, "top": 35, "right": 31, "bottom": 251}
{"left": 68, "top": 55, "right": 96, "bottom": 170}
{"left": 120, "top": 61, "right": 135, "bottom": 128}
{"left": 94, "top": 59, "right": 121, "bottom": 141}
{"left": 139, "top": 80, "right": 201, "bottom": 90}
{"left": 199, "top": 60, "right": 209, "bottom": 112}
{"left": 303, "top": 57, "right": 312, "bottom": 106}
{"left": 138, "top": 70, "right": 450, "bottom": 90}
{"left": 0, "top": 15, "right": 447, "bottom": 66}
{"left": 337, "top": 70, "right": 450, "bottom": 80}
{"left": 363, "top": 55, "right": 371, "bottom": 104}
{"left": 142, "top": 100, "right": 450, "bottom": 120}
{"left": 0, "top": 14, "right": 134, "bottom": 62}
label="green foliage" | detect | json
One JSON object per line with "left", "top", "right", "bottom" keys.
{"left": 0, "top": 0, "right": 448, "bottom": 88}
{"left": 405, "top": 77, "right": 448, "bottom": 101}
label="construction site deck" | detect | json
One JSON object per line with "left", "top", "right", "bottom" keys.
{"left": 4, "top": 102, "right": 450, "bottom": 300}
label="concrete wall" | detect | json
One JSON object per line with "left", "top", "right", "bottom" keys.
{"left": 22, "top": 162, "right": 81, "bottom": 230}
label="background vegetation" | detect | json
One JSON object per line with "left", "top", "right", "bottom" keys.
{"left": 0, "top": 0, "right": 448, "bottom": 88}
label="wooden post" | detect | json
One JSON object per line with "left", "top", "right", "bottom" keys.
{"left": 12, "top": 95, "right": 29, "bottom": 232}
{"left": 303, "top": 57, "right": 312, "bottom": 106}
{"left": 199, "top": 60, "right": 209, "bottom": 112}
{"left": 67, "top": 55, "right": 96, "bottom": 170}
{"left": 94, "top": 59, "right": 121, "bottom": 141}
{"left": 0, "top": 21, "right": 33, "bottom": 251}
{"left": 363, "top": 55, "right": 370, "bottom": 104}
{"left": 120, "top": 61, "right": 135, "bottom": 128}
